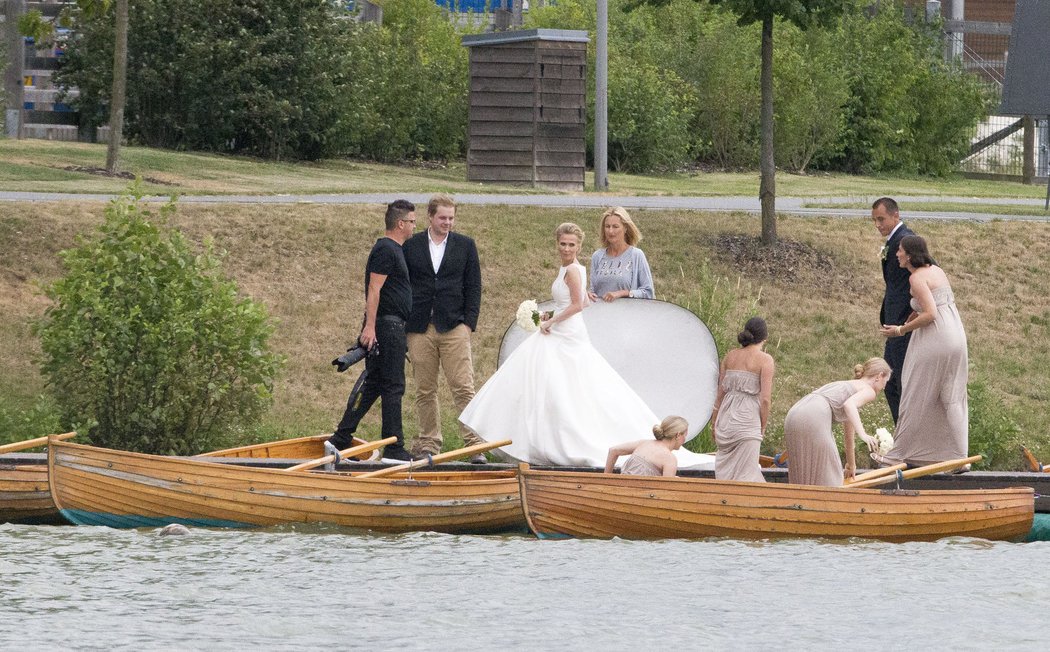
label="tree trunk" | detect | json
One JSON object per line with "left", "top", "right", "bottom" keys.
{"left": 758, "top": 15, "right": 777, "bottom": 246}
{"left": 105, "top": 0, "right": 128, "bottom": 174}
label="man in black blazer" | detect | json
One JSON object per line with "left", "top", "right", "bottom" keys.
{"left": 873, "top": 197, "right": 915, "bottom": 424}
{"left": 403, "top": 194, "right": 486, "bottom": 462}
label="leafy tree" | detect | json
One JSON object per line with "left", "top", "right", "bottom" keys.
{"left": 528, "top": 0, "right": 702, "bottom": 172}
{"left": 772, "top": 24, "right": 848, "bottom": 173}
{"left": 51, "top": 0, "right": 129, "bottom": 172}
{"left": 643, "top": 0, "right": 847, "bottom": 244}
{"left": 35, "top": 186, "right": 284, "bottom": 455}
{"left": 831, "top": 3, "right": 991, "bottom": 175}
{"left": 336, "top": 0, "right": 473, "bottom": 161}
{"left": 607, "top": 51, "right": 696, "bottom": 172}
{"left": 56, "top": 0, "right": 354, "bottom": 160}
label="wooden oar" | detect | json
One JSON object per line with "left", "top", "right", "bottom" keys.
{"left": 844, "top": 463, "right": 907, "bottom": 486}
{"left": 283, "top": 437, "right": 396, "bottom": 472}
{"left": 0, "top": 431, "right": 76, "bottom": 456}
{"left": 356, "top": 439, "right": 512, "bottom": 479}
{"left": 847, "top": 455, "right": 982, "bottom": 489}
{"left": 1021, "top": 446, "right": 1047, "bottom": 473}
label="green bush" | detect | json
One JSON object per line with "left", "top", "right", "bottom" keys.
{"left": 336, "top": 0, "right": 473, "bottom": 162}
{"left": 607, "top": 52, "right": 696, "bottom": 172}
{"left": 828, "top": 1, "right": 990, "bottom": 175}
{"left": 967, "top": 377, "right": 1022, "bottom": 471}
{"left": 56, "top": 0, "right": 353, "bottom": 160}
{"left": 0, "top": 395, "right": 64, "bottom": 447}
{"left": 773, "top": 25, "right": 848, "bottom": 173}
{"left": 34, "top": 186, "right": 284, "bottom": 455}
{"left": 686, "top": 12, "right": 762, "bottom": 169}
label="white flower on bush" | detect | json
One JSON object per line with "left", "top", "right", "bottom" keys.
{"left": 515, "top": 300, "right": 540, "bottom": 332}
{"left": 875, "top": 427, "right": 894, "bottom": 455}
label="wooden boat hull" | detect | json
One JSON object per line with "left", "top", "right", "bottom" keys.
{"left": 49, "top": 440, "right": 523, "bottom": 533}
{"left": 0, "top": 434, "right": 369, "bottom": 525}
{"left": 198, "top": 435, "right": 374, "bottom": 461}
{"left": 0, "top": 464, "right": 65, "bottom": 525}
{"left": 518, "top": 468, "right": 1034, "bottom": 542}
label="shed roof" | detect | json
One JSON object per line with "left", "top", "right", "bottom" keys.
{"left": 462, "top": 29, "right": 589, "bottom": 48}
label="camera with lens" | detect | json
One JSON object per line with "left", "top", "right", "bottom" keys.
{"left": 332, "top": 343, "right": 372, "bottom": 372}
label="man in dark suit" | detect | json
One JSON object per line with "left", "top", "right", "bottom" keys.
{"left": 873, "top": 197, "right": 915, "bottom": 424}
{"left": 403, "top": 194, "right": 486, "bottom": 463}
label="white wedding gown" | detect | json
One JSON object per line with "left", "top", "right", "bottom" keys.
{"left": 461, "top": 263, "right": 712, "bottom": 469}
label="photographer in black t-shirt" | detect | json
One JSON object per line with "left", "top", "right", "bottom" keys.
{"left": 327, "top": 199, "right": 417, "bottom": 462}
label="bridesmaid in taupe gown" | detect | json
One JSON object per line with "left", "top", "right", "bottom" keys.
{"left": 878, "top": 235, "right": 968, "bottom": 466}
{"left": 712, "top": 317, "right": 775, "bottom": 482}
{"left": 783, "top": 359, "right": 891, "bottom": 486}
{"left": 604, "top": 416, "right": 689, "bottom": 477}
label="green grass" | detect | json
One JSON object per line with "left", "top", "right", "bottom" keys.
{"left": 1, "top": 138, "right": 1048, "bottom": 201}
{"left": 803, "top": 200, "right": 1050, "bottom": 217}
{"left": 2, "top": 198, "right": 1048, "bottom": 468}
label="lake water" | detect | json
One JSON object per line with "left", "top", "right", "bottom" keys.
{"left": 2, "top": 524, "right": 1046, "bottom": 650}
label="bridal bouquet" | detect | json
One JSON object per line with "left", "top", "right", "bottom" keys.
{"left": 874, "top": 427, "right": 894, "bottom": 455}
{"left": 515, "top": 300, "right": 541, "bottom": 332}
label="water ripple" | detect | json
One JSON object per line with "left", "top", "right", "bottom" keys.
{"left": 2, "top": 524, "right": 1046, "bottom": 650}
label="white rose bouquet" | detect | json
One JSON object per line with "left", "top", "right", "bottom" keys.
{"left": 874, "top": 427, "right": 894, "bottom": 455}
{"left": 515, "top": 300, "right": 541, "bottom": 332}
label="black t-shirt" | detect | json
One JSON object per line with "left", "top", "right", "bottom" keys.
{"left": 365, "top": 237, "right": 411, "bottom": 320}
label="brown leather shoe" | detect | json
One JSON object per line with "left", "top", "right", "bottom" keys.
{"left": 410, "top": 445, "right": 439, "bottom": 460}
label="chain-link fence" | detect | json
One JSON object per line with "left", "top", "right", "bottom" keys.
{"left": 958, "top": 116, "right": 1049, "bottom": 178}
{"left": 941, "top": 19, "right": 1047, "bottom": 180}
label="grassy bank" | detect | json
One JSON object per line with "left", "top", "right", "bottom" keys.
{"left": 2, "top": 199, "right": 1047, "bottom": 468}
{"left": 1, "top": 139, "right": 1048, "bottom": 201}
{"left": 803, "top": 201, "right": 1050, "bottom": 217}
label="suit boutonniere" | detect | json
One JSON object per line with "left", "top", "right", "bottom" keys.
{"left": 879, "top": 244, "right": 887, "bottom": 260}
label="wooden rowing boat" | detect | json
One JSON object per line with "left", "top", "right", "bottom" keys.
{"left": 197, "top": 434, "right": 377, "bottom": 461}
{"left": 0, "top": 464, "right": 64, "bottom": 524}
{"left": 0, "top": 433, "right": 77, "bottom": 524}
{"left": 518, "top": 465, "right": 1034, "bottom": 542}
{"left": 0, "top": 434, "right": 371, "bottom": 525}
{"left": 48, "top": 438, "right": 523, "bottom": 533}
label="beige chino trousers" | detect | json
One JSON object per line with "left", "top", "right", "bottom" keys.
{"left": 407, "top": 324, "right": 482, "bottom": 454}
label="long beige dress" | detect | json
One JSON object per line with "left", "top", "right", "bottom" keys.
{"left": 714, "top": 370, "right": 765, "bottom": 482}
{"left": 783, "top": 381, "right": 857, "bottom": 487}
{"left": 621, "top": 455, "right": 662, "bottom": 476}
{"left": 882, "top": 285, "right": 968, "bottom": 466}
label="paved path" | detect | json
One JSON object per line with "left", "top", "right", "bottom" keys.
{"left": 1, "top": 191, "right": 1047, "bottom": 222}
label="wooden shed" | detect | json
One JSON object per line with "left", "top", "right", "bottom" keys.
{"left": 462, "top": 29, "right": 589, "bottom": 190}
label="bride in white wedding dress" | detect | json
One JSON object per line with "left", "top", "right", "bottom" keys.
{"left": 460, "top": 223, "right": 675, "bottom": 467}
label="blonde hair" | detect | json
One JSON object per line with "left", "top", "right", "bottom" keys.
{"left": 555, "top": 222, "right": 584, "bottom": 243}
{"left": 653, "top": 415, "right": 688, "bottom": 441}
{"left": 599, "top": 207, "right": 643, "bottom": 247}
{"left": 853, "top": 357, "right": 891, "bottom": 380}
{"left": 427, "top": 193, "right": 456, "bottom": 217}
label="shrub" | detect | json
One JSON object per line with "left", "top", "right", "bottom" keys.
{"left": 607, "top": 53, "right": 696, "bottom": 172}
{"left": 967, "top": 377, "right": 1022, "bottom": 471}
{"left": 34, "top": 186, "right": 284, "bottom": 455}
{"left": 0, "top": 395, "right": 64, "bottom": 447}
{"left": 828, "top": 1, "right": 990, "bottom": 175}
{"left": 56, "top": 0, "right": 354, "bottom": 160}
{"left": 336, "top": 0, "right": 473, "bottom": 161}
{"left": 686, "top": 11, "right": 762, "bottom": 169}
{"left": 773, "top": 24, "right": 848, "bottom": 173}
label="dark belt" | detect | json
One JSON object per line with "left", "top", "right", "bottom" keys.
{"left": 378, "top": 315, "right": 406, "bottom": 325}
